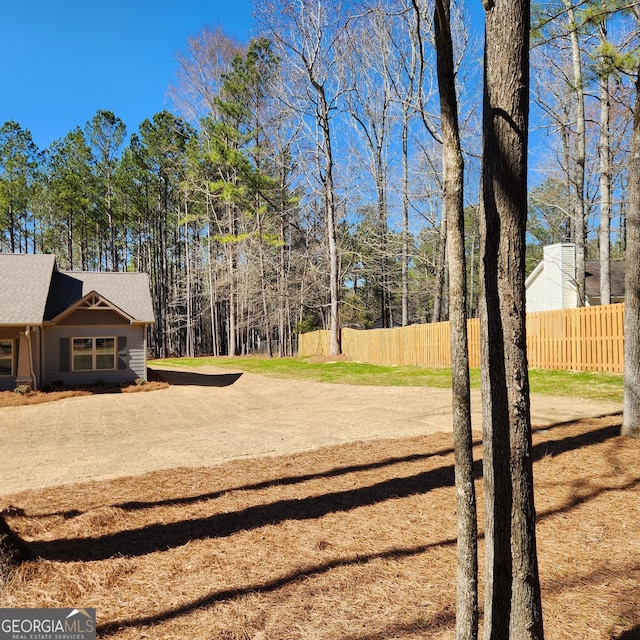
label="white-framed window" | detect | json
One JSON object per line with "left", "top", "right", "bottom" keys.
{"left": 0, "top": 339, "right": 13, "bottom": 376}
{"left": 72, "top": 337, "right": 116, "bottom": 372}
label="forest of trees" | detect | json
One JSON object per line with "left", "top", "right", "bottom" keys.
{"left": 0, "top": 0, "right": 637, "bottom": 359}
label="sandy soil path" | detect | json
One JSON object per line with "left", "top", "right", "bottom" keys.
{"left": 0, "top": 365, "right": 621, "bottom": 494}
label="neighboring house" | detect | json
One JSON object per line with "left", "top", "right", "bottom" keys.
{"left": 0, "top": 254, "right": 155, "bottom": 391}
{"left": 525, "top": 243, "right": 625, "bottom": 313}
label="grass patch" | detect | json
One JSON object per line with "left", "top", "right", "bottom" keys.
{"left": 153, "top": 356, "right": 464, "bottom": 387}
{"left": 527, "top": 368, "right": 623, "bottom": 402}
{"left": 151, "top": 356, "right": 623, "bottom": 402}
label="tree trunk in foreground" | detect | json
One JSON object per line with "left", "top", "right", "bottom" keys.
{"left": 479, "top": 0, "right": 544, "bottom": 638}
{"left": 623, "top": 61, "right": 640, "bottom": 438}
{"left": 0, "top": 514, "right": 29, "bottom": 588}
{"left": 433, "top": 0, "right": 478, "bottom": 638}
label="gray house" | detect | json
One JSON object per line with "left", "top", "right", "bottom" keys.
{"left": 0, "top": 254, "right": 155, "bottom": 391}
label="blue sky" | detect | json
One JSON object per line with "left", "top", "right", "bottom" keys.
{"left": 0, "top": 0, "right": 255, "bottom": 150}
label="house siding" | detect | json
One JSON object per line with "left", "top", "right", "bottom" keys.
{"left": 57, "top": 309, "right": 129, "bottom": 325}
{"left": 543, "top": 243, "right": 577, "bottom": 310}
{"left": 559, "top": 244, "right": 578, "bottom": 307}
{"left": 525, "top": 265, "right": 546, "bottom": 313}
{"left": 525, "top": 243, "right": 578, "bottom": 313}
{"left": 42, "top": 324, "right": 147, "bottom": 386}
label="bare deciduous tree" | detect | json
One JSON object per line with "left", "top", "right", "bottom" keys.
{"left": 343, "top": 4, "right": 397, "bottom": 327}
{"left": 169, "top": 26, "right": 245, "bottom": 124}
{"left": 257, "top": 0, "right": 348, "bottom": 354}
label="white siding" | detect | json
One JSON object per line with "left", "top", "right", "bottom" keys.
{"left": 557, "top": 244, "right": 578, "bottom": 308}
{"left": 525, "top": 244, "right": 578, "bottom": 312}
{"left": 525, "top": 263, "right": 546, "bottom": 312}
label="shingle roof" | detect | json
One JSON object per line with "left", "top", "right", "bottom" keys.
{"left": 0, "top": 254, "right": 154, "bottom": 325}
{"left": 0, "top": 254, "right": 57, "bottom": 324}
{"left": 46, "top": 271, "right": 155, "bottom": 323}
{"left": 585, "top": 260, "right": 625, "bottom": 298}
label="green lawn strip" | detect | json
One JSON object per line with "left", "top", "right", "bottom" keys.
{"left": 150, "top": 357, "right": 622, "bottom": 401}
{"left": 152, "top": 356, "right": 456, "bottom": 387}
{"left": 526, "top": 368, "right": 622, "bottom": 403}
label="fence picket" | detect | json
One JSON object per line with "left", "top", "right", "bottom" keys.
{"left": 298, "top": 304, "right": 625, "bottom": 373}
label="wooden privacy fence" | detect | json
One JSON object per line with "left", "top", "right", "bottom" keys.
{"left": 298, "top": 303, "right": 625, "bottom": 373}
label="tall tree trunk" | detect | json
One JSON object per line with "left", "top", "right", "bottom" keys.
{"left": 184, "top": 213, "right": 194, "bottom": 358}
{"left": 227, "top": 200, "right": 238, "bottom": 358}
{"left": 278, "top": 215, "right": 288, "bottom": 357}
{"left": 598, "top": 12, "right": 611, "bottom": 305}
{"left": 377, "top": 168, "right": 391, "bottom": 328}
{"left": 402, "top": 112, "right": 410, "bottom": 326}
{"left": 432, "top": 217, "right": 447, "bottom": 322}
{"left": 480, "top": 0, "right": 544, "bottom": 638}
{"left": 560, "top": 112, "right": 574, "bottom": 242}
{"left": 67, "top": 213, "right": 74, "bottom": 269}
{"left": 622, "top": 60, "right": 640, "bottom": 438}
{"left": 259, "top": 246, "right": 273, "bottom": 358}
{"left": 206, "top": 220, "right": 220, "bottom": 357}
{"left": 563, "top": 0, "right": 587, "bottom": 305}
{"left": 228, "top": 245, "right": 237, "bottom": 357}
{"left": 434, "top": 1, "right": 478, "bottom": 638}
{"left": 316, "top": 86, "right": 341, "bottom": 356}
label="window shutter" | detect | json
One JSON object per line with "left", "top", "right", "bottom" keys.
{"left": 60, "top": 338, "right": 70, "bottom": 372}
{"left": 117, "top": 336, "right": 128, "bottom": 370}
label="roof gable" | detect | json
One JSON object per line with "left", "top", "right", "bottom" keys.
{"left": 50, "top": 290, "right": 135, "bottom": 324}
{"left": 525, "top": 260, "right": 545, "bottom": 289}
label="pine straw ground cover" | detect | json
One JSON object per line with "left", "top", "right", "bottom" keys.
{"left": 0, "top": 380, "right": 168, "bottom": 407}
{"left": 0, "top": 414, "right": 638, "bottom": 639}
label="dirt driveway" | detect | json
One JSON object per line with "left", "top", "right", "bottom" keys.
{"left": 0, "top": 364, "right": 621, "bottom": 494}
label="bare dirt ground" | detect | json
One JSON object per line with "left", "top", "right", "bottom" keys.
{"left": 0, "top": 364, "right": 622, "bottom": 494}
{"left": 0, "top": 365, "right": 637, "bottom": 638}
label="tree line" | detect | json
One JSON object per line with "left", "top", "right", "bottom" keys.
{"left": 2, "top": 1, "right": 636, "bottom": 360}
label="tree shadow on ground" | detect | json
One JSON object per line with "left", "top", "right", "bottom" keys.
{"left": 29, "top": 463, "right": 460, "bottom": 562}
{"left": 26, "top": 443, "right": 465, "bottom": 520}
{"left": 532, "top": 411, "right": 622, "bottom": 433}
{"left": 96, "top": 539, "right": 457, "bottom": 636}
{"left": 27, "top": 417, "right": 623, "bottom": 521}
{"left": 532, "top": 423, "right": 620, "bottom": 459}
{"left": 12, "top": 415, "right": 634, "bottom": 638}
{"left": 101, "top": 446, "right": 466, "bottom": 515}
{"left": 148, "top": 368, "right": 242, "bottom": 387}
{"left": 94, "top": 471, "right": 639, "bottom": 639}
{"left": 27, "top": 419, "right": 622, "bottom": 563}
